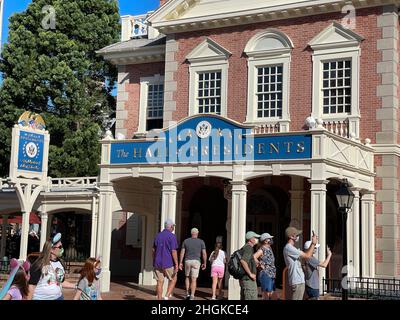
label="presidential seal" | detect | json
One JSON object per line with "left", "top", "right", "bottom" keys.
{"left": 196, "top": 121, "right": 212, "bottom": 139}
{"left": 25, "top": 142, "right": 38, "bottom": 158}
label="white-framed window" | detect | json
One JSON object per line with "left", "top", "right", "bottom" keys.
{"left": 309, "top": 22, "right": 363, "bottom": 138}
{"left": 322, "top": 59, "right": 352, "bottom": 115}
{"left": 138, "top": 74, "right": 164, "bottom": 133}
{"left": 187, "top": 38, "right": 231, "bottom": 117}
{"left": 244, "top": 29, "right": 293, "bottom": 132}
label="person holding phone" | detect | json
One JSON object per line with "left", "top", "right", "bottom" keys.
{"left": 283, "top": 227, "right": 318, "bottom": 300}
{"left": 303, "top": 242, "right": 332, "bottom": 300}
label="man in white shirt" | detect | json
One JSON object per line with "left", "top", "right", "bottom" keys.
{"left": 283, "top": 227, "right": 318, "bottom": 300}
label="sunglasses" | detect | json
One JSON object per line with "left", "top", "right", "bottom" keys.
{"left": 53, "top": 245, "right": 63, "bottom": 249}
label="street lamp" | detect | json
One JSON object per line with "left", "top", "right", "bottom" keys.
{"left": 335, "top": 178, "right": 355, "bottom": 300}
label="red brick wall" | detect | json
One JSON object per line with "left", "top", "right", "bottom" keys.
{"left": 159, "top": 0, "right": 168, "bottom": 6}
{"left": 171, "top": 7, "right": 382, "bottom": 141}
{"left": 124, "top": 62, "right": 165, "bottom": 138}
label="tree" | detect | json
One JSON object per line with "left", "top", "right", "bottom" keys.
{"left": 0, "top": 0, "right": 119, "bottom": 177}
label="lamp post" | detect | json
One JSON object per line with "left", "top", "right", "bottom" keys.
{"left": 335, "top": 178, "right": 355, "bottom": 300}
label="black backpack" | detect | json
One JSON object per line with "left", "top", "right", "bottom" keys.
{"left": 227, "top": 248, "right": 245, "bottom": 279}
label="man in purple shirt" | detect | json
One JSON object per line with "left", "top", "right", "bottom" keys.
{"left": 153, "top": 218, "right": 179, "bottom": 300}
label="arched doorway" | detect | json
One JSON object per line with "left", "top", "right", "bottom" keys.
{"left": 183, "top": 179, "right": 227, "bottom": 286}
{"left": 246, "top": 185, "right": 291, "bottom": 287}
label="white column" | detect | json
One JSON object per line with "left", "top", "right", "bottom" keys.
{"left": 19, "top": 211, "right": 30, "bottom": 260}
{"left": 361, "top": 192, "right": 375, "bottom": 277}
{"left": 99, "top": 186, "right": 114, "bottom": 292}
{"left": 348, "top": 189, "right": 360, "bottom": 277}
{"left": 40, "top": 212, "right": 48, "bottom": 251}
{"left": 96, "top": 194, "right": 105, "bottom": 257}
{"left": 139, "top": 214, "right": 157, "bottom": 285}
{"left": 160, "top": 182, "right": 177, "bottom": 231}
{"left": 290, "top": 176, "right": 304, "bottom": 248}
{"left": 90, "top": 196, "right": 98, "bottom": 257}
{"left": 175, "top": 184, "right": 183, "bottom": 243}
{"left": 309, "top": 179, "right": 328, "bottom": 293}
{"left": 228, "top": 181, "right": 248, "bottom": 300}
{"left": 1, "top": 215, "right": 8, "bottom": 258}
{"left": 224, "top": 181, "right": 232, "bottom": 288}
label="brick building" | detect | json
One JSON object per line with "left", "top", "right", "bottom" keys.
{"left": 96, "top": 0, "right": 400, "bottom": 298}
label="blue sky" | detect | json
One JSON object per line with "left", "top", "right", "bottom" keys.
{"left": 1, "top": 0, "right": 161, "bottom": 45}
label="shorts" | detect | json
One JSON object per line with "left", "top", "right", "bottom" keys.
{"left": 259, "top": 272, "right": 275, "bottom": 292}
{"left": 154, "top": 267, "right": 176, "bottom": 281}
{"left": 211, "top": 265, "right": 225, "bottom": 279}
{"left": 306, "top": 286, "right": 320, "bottom": 299}
{"left": 185, "top": 260, "right": 201, "bottom": 278}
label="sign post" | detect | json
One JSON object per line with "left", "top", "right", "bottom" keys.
{"left": 9, "top": 112, "right": 50, "bottom": 259}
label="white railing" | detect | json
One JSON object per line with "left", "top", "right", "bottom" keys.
{"left": 321, "top": 119, "right": 350, "bottom": 138}
{"left": 121, "top": 12, "right": 158, "bottom": 42}
{"left": 47, "top": 177, "right": 98, "bottom": 191}
{"left": 131, "top": 14, "right": 148, "bottom": 38}
{"left": 252, "top": 123, "right": 280, "bottom": 135}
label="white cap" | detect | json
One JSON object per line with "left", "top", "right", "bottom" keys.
{"left": 304, "top": 240, "right": 320, "bottom": 250}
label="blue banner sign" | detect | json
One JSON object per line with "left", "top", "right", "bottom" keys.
{"left": 17, "top": 131, "right": 45, "bottom": 172}
{"left": 110, "top": 116, "right": 311, "bottom": 165}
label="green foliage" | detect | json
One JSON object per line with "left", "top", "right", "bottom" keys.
{"left": 0, "top": 0, "right": 119, "bottom": 177}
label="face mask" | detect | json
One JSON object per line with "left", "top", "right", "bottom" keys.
{"left": 253, "top": 238, "right": 259, "bottom": 245}
{"left": 56, "top": 248, "right": 64, "bottom": 257}
{"left": 293, "top": 235, "right": 299, "bottom": 242}
{"left": 95, "top": 268, "right": 102, "bottom": 278}
{"left": 269, "top": 239, "right": 274, "bottom": 245}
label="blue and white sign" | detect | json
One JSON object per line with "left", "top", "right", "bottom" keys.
{"left": 110, "top": 115, "right": 312, "bottom": 165}
{"left": 17, "top": 131, "right": 45, "bottom": 172}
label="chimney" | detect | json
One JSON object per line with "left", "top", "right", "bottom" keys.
{"left": 160, "top": 0, "right": 168, "bottom": 6}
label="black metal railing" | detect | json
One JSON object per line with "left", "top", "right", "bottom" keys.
{"left": 0, "top": 260, "right": 10, "bottom": 274}
{"left": 323, "top": 277, "right": 400, "bottom": 300}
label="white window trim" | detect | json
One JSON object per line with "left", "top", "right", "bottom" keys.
{"left": 138, "top": 74, "right": 164, "bottom": 133}
{"left": 246, "top": 52, "right": 291, "bottom": 132}
{"left": 311, "top": 48, "right": 361, "bottom": 137}
{"left": 188, "top": 60, "right": 228, "bottom": 117}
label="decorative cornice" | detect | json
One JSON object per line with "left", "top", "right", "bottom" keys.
{"left": 371, "top": 143, "right": 400, "bottom": 157}
{"left": 148, "top": 0, "right": 400, "bottom": 34}
{"left": 97, "top": 45, "right": 166, "bottom": 65}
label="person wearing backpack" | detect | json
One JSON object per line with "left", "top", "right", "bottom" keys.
{"left": 239, "top": 231, "right": 260, "bottom": 300}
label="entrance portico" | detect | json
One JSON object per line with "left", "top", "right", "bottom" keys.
{"left": 98, "top": 114, "right": 375, "bottom": 297}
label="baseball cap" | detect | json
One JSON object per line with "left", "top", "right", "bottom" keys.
{"left": 285, "top": 227, "right": 302, "bottom": 238}
{"left": 51, "top": 233, "right": 62, "bottom": 245}
{"left": 245, "top": 231, "right": 260, "bottom": 240}
{"left": 260, "top": 233, "right": 274, "bottom": 242}
{"left": 191, "top": 227, "right": 199, "bottom": 234}
{"left": 304, "top": 240, "right": 320, "bottom": 250}
{"left": 164, "top": 218, "right": 175, "bottom": 228}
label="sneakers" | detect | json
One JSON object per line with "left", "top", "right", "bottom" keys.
{"left": 189, "top": 295, "right": 195, "bottom": 300}
{"left": 163, "top": 296, "right": 169, "bottom": 300}
{"left": 211, "top": 296, "right": 216, "bottom": 300}
{"left": 185, "top": 293, "right": 191, "bottom": 300}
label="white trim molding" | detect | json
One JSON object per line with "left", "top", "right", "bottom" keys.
{"left": 187, "top": 38, "right": 231, "bottom": 117}
{"left": 310, "top": 22, "right": 364, "bottom": 138}
{"left": 138, "top": 74, "right": 165, "bottom": 133}
{"left": 245, "top": 29, "right": 293, "bottom": 132}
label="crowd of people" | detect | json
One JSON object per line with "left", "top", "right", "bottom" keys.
{"left": 1, "top": 233, "right": 102, "bottom": 300}
{"left": 1, "top": 221, "right": 332, "bottom": 300}
{"left": 153, "top": 219, "right": 332, "bottom": 300}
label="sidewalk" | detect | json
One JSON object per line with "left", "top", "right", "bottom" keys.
{"left": 63, "top": 280, "right": 230, "bottom": 300}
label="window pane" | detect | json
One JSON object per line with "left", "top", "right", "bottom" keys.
{"left": 197, "top": 71, "right": 222, "bottom": 114}
{"left": 322, "top": 59, "right": 351, "bottom": 115}
{"left": 255, "top": 65, "right": 284, "bottom": 119}
{"left": 146, "top": 83, "right": 164, "bottom": 128}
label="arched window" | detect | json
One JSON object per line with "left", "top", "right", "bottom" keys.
{"left": 244, "top": 29, "right": 293, "bottom": 132}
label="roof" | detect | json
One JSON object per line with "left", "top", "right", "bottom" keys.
{"left": 97, "top": 35, "right": 166, "bottom": 55}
